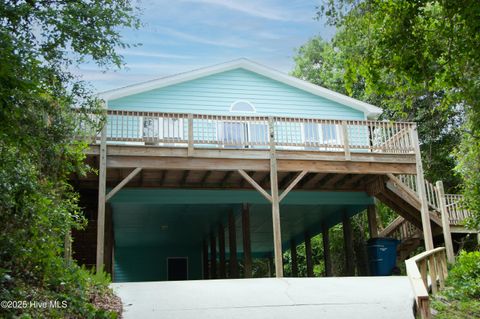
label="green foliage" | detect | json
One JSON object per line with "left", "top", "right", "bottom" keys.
{"left": 0, "top": 0, "right": 139, "bottom": 317}
{"left": 282, "top": 211, "right": 372, "bottom": 277}
{"left": 454, "top": 120, "right": 480, "bottom": 229}
{"left": 293, "top": 34, "right": 463, "bottom": 193}
{"left": 310, "top": 0, "right": 480, "bottom": 226}
{"left": 446, "top": 251, "right": 480, "bottom": 300}
{"left": 431, "top": 295, "right": 480, "bottom": 319}
{"left": 431, "top": 251, "right": 480, "bottom": 318}
{"left": 292, "top": 37, "right": 350, "bottom": 95}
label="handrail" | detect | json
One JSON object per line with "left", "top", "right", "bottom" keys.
{"left": 80, "top": 109, "right": 417, "bottom": 156}
{"left": 382, "top": 177, "right": 472, "bottom": 246}
{"left": 387, "top": 175, "right": 472, "bottom": 227}
{"left": 379, "top": 216, "right": 421, "bottom": 242}
{"left": 405, "top": 247, "right": 448, "bottom": 319}
{"left": 444, "top": 194, "right": 471, "bottom": 225}
{"left": 394, "top": 174, "right": 440, "bottom": 212}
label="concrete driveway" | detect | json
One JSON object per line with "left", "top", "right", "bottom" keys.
{"left": 112, "top": 277, "right": 414, "bottom": 319}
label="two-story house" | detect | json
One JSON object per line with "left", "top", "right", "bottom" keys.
{"left": 71, "top": 59, "right": 471, "bottom": 283}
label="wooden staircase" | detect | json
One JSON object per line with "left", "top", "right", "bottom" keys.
{"left": 373, "top": 174, "right": 473, "bottom": 262}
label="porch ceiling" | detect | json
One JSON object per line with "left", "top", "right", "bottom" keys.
{"left": 111, "top": 189, "right": 372, "bottom": 256}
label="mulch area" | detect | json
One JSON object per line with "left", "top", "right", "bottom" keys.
{"left": 90, "top": 288, "right": 123, "bottom": 318}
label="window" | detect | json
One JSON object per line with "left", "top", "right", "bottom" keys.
{"left": 143, "top": 117, "right": 159, "bottom": 139}
{"left": 248, "top": 123, "right": 268, "bottom": 144}
{"left": 304, "top": 123, "right": 319, "bottom": 144}
{"left": 221, "top": 100, "right": 264, "bottom": 148}
{"left": 222, "top": 122, "right": 247, "bottom": 146}
{"left": 220, "top": 122, "right": 268, "bottom": 148}
{"left": 143, "top": 117, "right": 184, "bottom": 140}
{"left": 162, "top": 118, "right": 184, "bottom": 140}
{"left": 321, "top": 124, "right": 338, "bottom": 144}
{"left": 230, "top": 100, "right": 256, "bottom": 113}
{"left": 303, "top": 122, "right": 340, "bottom": 148}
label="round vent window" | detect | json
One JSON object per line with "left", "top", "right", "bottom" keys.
{"left": 230, "top": 100, "right": 256, "bottom": 112}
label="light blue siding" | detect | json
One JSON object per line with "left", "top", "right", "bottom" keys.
{"left": 108, "top": 68, "right": 365, "bottom": 120}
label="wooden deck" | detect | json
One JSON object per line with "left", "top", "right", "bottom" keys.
{"left": 81, "top": 145, "right": 416, "bottom": 191}
{"left": 80, "top": 109, "right": 418, "bottom": 192}
{"left": 74, "top": 109, "right": 475, "bottom": 277}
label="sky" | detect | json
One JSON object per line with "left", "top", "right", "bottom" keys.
{"left": 75, "top": 0, "right": 335, "bottom": 93}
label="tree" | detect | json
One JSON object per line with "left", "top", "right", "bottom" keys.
{"left": 0, "top": 1, "right": 139, "bottom": 317}
{"left": 302, "top": 0, "right": 479, "bottom": 227}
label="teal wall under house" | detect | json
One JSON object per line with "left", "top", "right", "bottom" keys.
{"left": 108, "top": 69, "right": 365, "bottom": 120}
{"left": 114, "top": 246, "right": 202, "bottom": 282}
{"left": 111, "top": 189, "right": 374, "bottom": 283}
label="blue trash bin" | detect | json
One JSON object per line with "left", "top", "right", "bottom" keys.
{"left": 367, "top": 238, "right": 400, "bottom": 276}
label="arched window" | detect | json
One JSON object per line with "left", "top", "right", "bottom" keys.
{"left": 230, "top": 100, "right": 256, "bottom": 113}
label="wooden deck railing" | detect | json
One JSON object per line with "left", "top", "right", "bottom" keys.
{"left": 391, "top": 175, "right": 471, "bottom": 226}
{"left": 379, "top": 216, "right": 421, "bottom": 242}
{"left": 444, "top": 194, "right": 471, "bottom": 226}
{"left": 405, "top": 247, "right": 448, "bottom": 319}
{"left": 82, "top": 109, "right": 417, "bottom": 156}
{"left": 381, "top": 175, "right": 472, "bottom": 265}
{"left": 395, "top": 174, "right": 440, "bottom": 212}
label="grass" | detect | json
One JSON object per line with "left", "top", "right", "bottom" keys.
{"left": 431, "top": 293, "right": 480, "bottom": 319}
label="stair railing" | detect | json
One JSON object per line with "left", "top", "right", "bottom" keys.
{"left": 405, "top": 247, "right": 448, "bottom": 319}
{"left": 444, "top": 194, "right": 471, "bottom": 226}
{"left": 395, "top": 174, "right": 441, "bottom": 213}
{"left": 379, "top": 216, "right": 420, "bottom": 242}
{"left": 382, "top": 176, "right": 472, "bottom": 264}
{"left": 387, "top": 175, "right": 472, "bottom": 230}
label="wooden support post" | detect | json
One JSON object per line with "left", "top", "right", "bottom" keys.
{"left": 436, "top": 181, "right": 455, "bottom": 263}
{"left": 322, "top": 224, "right": 332, "bottom": 277}
{"left": 419, "top": 259, "right": 428, "bottom": 288}
{"left": 342, "top": 120, "right": 351, "bottom": 161}
{"left": 187, "top": 113, "right": 194, "bottom": 156}
{"left": 437, "top": 252, "right": 446, "bottom": 290}
{"left": 228, "top": 211, "right": 238, "bottom": 278}
{"left": 218, "top": 223, "right": 226, "bottom": 279}
{"left": 367, "top": 204, "right": 379, "bottom": 238}
{"left": 267, "top": 255, "right": 274, "bottom": 277}
{"left": 412, "top": 126, "right": 434, "bottom": 250}
{"left": 210, "top": 233, "right": 217, "bottom": 279}
{"left": 96, "top": 125, "right": 107, "bottom": 273}
{"left": 202, "top": 239, "right": 209, "bottom": 279}
{"left": 242, "top": 204, "right": 252, "bottom": 278}
{"left": 269, "top": 117, "right": 284, "bottom": 278}
{"left": 305, "top": 232, "right": 314, "bottom": 277}
{"left": 429, "top": 255, "right": 438, "bottom": 294}
{"left": 104, "top": 203, "right": 114, "bottom": 274}
{"left": 419, "top": 299, "right": 431, "bottom": 319}
{"left": 343, "top": 214, "right": 355, "bottom": 276}
{"left": 290, "top": 239, "right": 298, "bottom": 277}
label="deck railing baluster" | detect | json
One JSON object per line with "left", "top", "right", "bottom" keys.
{"left": 82, "top": 110, "right": 421, "bottom": 154}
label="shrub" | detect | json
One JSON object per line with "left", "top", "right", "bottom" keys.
{"left": 446, "top": 251, "right": 480, "bottom": 299}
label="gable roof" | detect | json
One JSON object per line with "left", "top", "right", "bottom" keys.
{"left": 98, "top": 58, "right": 383, "bottom": 119}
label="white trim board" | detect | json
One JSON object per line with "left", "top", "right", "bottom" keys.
{"left": 98, "top": 58, "right": 383, "bottom": 119}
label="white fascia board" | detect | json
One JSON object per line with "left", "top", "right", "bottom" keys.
{"left": 98, "top": 58, "right": 383, "bottom": 119}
